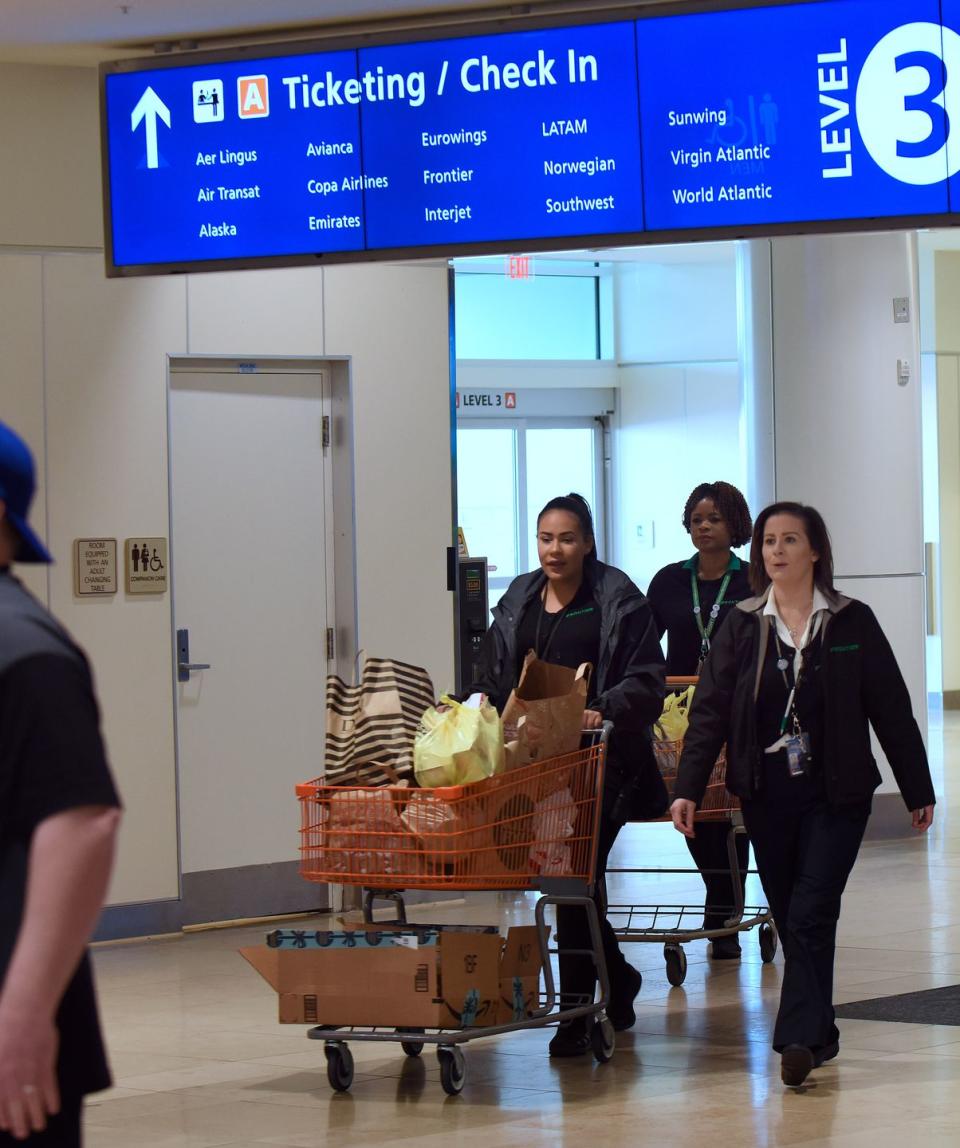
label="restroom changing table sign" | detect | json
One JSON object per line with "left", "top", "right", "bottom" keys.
{"left": 74, "top": 539, "right": 118, "bottom": 596}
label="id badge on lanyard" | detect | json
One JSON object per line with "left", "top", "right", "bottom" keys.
{"left": 785, "top": 729, "right": 812, "bottom": 778}
{"left": 775, "top": 632, "right": 813, "bottom": 778}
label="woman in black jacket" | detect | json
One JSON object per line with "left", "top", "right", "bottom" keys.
{"left": 647, "top": 480, "right": 754, "bottom": 959}
{"left": 465, "top": 493, "right": 666, "bottom": 1057}
{"left": 670, "top": 502, "right": 935, "bottom": 1087}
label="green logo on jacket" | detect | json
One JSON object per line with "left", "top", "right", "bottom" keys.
{"left": 830, "top": 644, "right": 861, "bottom": 653}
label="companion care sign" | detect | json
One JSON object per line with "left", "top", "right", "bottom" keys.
{"left": 101, "top": 0, "right": 960, "bottom": 272}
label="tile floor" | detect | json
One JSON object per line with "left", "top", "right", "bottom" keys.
{"left": 84, "top": 711, "right": 960, "bottom": 1147}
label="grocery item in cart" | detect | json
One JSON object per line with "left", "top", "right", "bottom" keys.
{"left": 528, "top": 787, "right": 576, "bottom": 876}
{"left": 655, "top": 683, "right": 694, "bottom": 743}
{"left": 325, "top": 655, "right": 434, "bottom": 786}
{"left": 653, "top": 678, "right": 733, "bottom": 816}
{"left": 319, "top": 789, "right": 424, "bottom": 877}
{"left": 502, "top": 653, "right": 589, "bottom": 769}
{"left": 414, "top": 693, "right": 504, "bottom": 787}
{"left": 400, "top": 789, "right": 486, "bottom": 875}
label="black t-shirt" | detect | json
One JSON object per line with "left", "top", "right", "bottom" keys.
{"left": 754, "top": 626, "right": 827, "bottom": 803}
{"left": 0, "top": 572, "right": 120, "bottom": 1100}
{"left": 515, "top": 580, "right": 602, "bottom": 682}
{"left": 647, "top": 555, "right": 753, "bottom": 676}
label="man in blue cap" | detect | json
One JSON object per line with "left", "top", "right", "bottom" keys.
{"left": 0, "top": 422, "right": 121, "bottom": 1145}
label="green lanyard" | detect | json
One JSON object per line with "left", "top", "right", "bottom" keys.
{"left": 691, "top": 559, "right": 733, "bottom": 664}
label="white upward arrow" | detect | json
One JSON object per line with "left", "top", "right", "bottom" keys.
{"left": 131, "top": 86, "right": 171, "bottom": 170}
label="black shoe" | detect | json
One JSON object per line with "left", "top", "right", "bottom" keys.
{"left": 608, "top": 964, "right": 643, "bottom": 1032}
{"left": 709, "top": 936, "right": 742, "bottom": 960}
{"left": 781, "top": 1044, "right": 815, "bottom": 1087}
{"left": 548, "top": 1020, "right": 591, "bottom": 1058}
{"left": 813, "top": 1039, "right": 840, "bottom": 1067}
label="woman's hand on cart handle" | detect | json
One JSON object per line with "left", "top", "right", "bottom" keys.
{"left": 582, "top": 709, "right": 604, "bottom": 731}
{"left": 670, "top": 798, "right": 697, "bottom": 838}
{"left": 912, "top": 805, "right": 935, "bottom": 833}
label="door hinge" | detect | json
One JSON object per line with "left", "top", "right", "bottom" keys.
{"left": 326, "top": 627, "right": 335, "bottom": 660}
{"left": 322, "top": 416, "right": 331, "bottom": 449}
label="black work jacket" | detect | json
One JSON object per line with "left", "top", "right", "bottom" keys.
{"left": 466, "top": 561, "right": 667, "bottom": 818}
{"left": 674, "top": 589, "right": 936, "bottom": 813}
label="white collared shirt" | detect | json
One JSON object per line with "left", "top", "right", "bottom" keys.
{"left": 762, "top": 586, "right": 831, "bottom": 754}
{"left": 764, "top": 585, "right": 831, "bottom": 665}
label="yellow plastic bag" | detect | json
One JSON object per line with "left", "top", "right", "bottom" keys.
{"left": 655, "top": 685, "right": 695, "bottom": 743}
{"left": 414, "top": 695, "right": 505, "bottom": 788}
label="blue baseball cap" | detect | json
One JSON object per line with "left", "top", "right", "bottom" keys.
{"left": 0, "top": 422, "right": 52, "bottom": 564}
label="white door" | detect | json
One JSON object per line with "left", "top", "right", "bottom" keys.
{"left": 169, "top": 364, "right": 332, "bottom": 901}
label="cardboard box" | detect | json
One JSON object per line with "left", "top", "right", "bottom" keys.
{"left": 241, "top": 924, "right": 548, "bottom": 1030}
{"left": 241, "top": 926, "right": 502, "bottom": 1028}
{"left": 497, "top": 925, "right": 547, "bottom": 1024}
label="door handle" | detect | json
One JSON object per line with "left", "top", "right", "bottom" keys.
{"left": 177, "top": 628, "right": 212, "bottom": 683}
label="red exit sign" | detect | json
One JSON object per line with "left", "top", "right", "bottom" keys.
{"left": 505, "top": 254, "right": 534, "bottom": 280}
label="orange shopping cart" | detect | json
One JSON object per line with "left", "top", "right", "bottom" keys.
{"left": 291, "top": 724, "right": 614, "bottom": 1095}
{"left": 606, "top": 677, "right": 777, "bottom": 987}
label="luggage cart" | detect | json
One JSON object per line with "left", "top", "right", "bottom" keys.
{"left": 293, "top": 725, "right": 614, "bottom": 1095}
{"left": 607, "top": 678, "right": 777, "bottom": 986}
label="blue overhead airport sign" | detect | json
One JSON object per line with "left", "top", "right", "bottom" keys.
{"left": 101, "top": 1, "right": 960, "bottom": 273}
{"left": 357, "top": 24, "right": 643, "bottom": 249}
{"left": 638, "top": 0, "right": 952, "bottom": 230}
{"left": 103, "top": 21, "right": 642, "bottom": 269}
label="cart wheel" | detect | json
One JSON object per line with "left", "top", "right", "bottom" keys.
{"left": 591, "top": 1015, "right": 615, "bottom": 1063}
{"left": 325, "top": 1042, "right": 354, "bottom": 1092}
{"left": 398, "top": 1026, "right": 425, "bottom": 1057}
{"left": 759, "top": 922, "right": 778, "bottom": 963}
{"left": 437, "top": 1046, "right": 465, "bottom": 1095}
{"left": 664, "top": 943, "right": 687, "bottom": 986}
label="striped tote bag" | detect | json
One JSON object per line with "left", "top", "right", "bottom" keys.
{"left": 324, "top": 655, "right": 435, "bottom": 786}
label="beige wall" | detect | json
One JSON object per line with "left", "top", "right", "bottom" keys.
{"left": 934, "top": 253, "right": 960, "bottom": 357}
{"left": 936, "top": 355, "right": 960, "bottom": 693}
{"left": 770, "top": 233, "right": 927, "bottom": 792}
{"left": 0, "top": 65, "right": 102, "bottom": 249}
{"left": 931, "top": 250, "right": 960, "bottom": 694}
{"left": 0, "top": 255, "right": 47, "bottom": 603}
{"left": 0, "top": 63, "right": 454, "bottom": 909}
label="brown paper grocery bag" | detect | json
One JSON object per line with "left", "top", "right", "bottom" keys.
{"left": 501, "top": 652, "right": 590, "bottom": 769}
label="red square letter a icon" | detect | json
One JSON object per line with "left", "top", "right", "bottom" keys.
{"left": 238, "top": 75, "right": 269, "bottom": 118}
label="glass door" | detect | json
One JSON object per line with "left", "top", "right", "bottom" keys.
{"left": 456, "top": 417, "right": 605, "bottom": 615}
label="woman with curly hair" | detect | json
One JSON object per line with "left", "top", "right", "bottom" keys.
{"left": 646, "top": 481, "right": 753, "bottom": 959}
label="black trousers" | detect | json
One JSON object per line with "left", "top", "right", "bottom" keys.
{"left": 0, "top": 1098, "right": 82, "bottom": 1147}
{"left": 684, "top": 821, "right": 750, "bottom": 932}
{"left": 741, "top": 759, "right": 870, "bottom": 1053}
{"left": 556, "top": 808, "right": 630, "bottom": 1009}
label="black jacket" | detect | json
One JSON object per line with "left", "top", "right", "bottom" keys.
{"left": 674, "top": 589, "right": 936, "bottom": 812}
{"left": 466, "top": 560, "right": 668, "bottom": 818}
